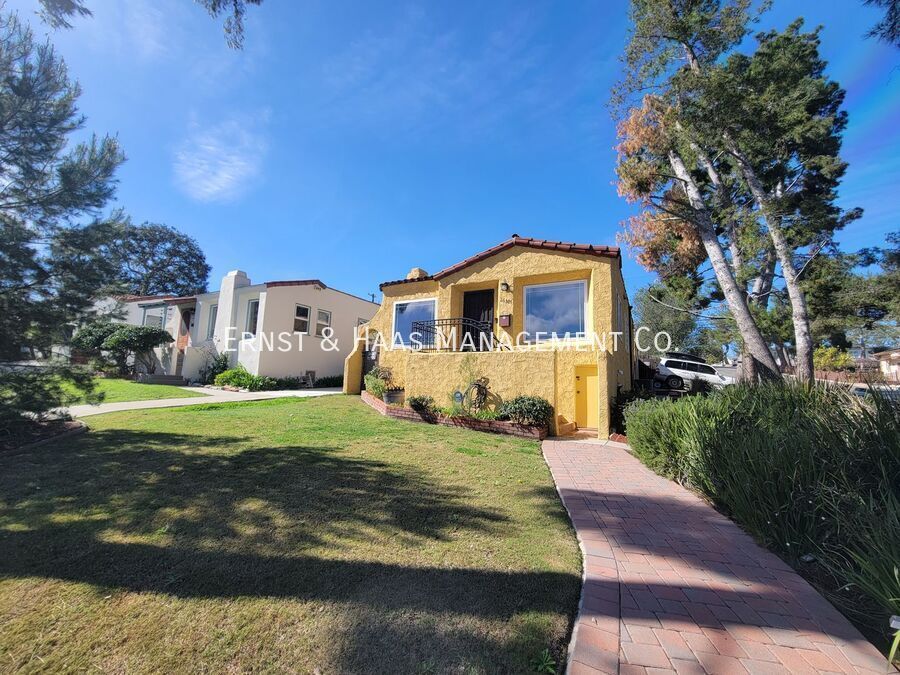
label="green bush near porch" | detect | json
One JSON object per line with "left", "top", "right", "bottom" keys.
{"left": 214, "top": 365, "right": 277, "bottom": 391}
{"left": 625, "top": 383, "right": 900, "bottom": 646}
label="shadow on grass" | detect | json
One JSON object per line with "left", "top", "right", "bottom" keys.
{"left": 1, "top": 426, "right": 580, "bottom": 670}
{"left": 4, "top": 428, "right": 507, "bottom": 548}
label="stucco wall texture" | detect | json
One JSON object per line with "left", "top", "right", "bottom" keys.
{"left": 344, "top": 244, "right": 633, "bottom": 439}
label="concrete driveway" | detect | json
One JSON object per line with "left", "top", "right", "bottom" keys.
{"left": 63, "top": 387, "right": 342, "bottom": 418}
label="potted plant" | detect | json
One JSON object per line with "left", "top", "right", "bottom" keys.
{"left": 382, "top": 386, "right": 405, "bottom": 405}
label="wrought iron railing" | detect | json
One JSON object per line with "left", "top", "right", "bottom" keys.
{"left": 410, "top": 317, "right": 507, "bottom": 352}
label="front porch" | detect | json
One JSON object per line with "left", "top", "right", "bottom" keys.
{"left": 345, "top": 341, "right": 613, "bottom": 439}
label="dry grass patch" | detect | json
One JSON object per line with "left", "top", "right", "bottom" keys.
{"left": 0, "top": 396, "right": 580, "bottom": 673}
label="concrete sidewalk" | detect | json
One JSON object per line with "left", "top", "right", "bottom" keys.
{"left": 543, "top": 439, "right": 887, "bottom": 675}
{"left": 64, "top": 387, "right": 341, "bottom": 418}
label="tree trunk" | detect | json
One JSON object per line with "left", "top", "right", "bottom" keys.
{"left": 668, "top": 149, "right": 781, "bottom": 379}
{"left": 726, "top": 136, "right": 815, "bottom": 384}
{"left": 749, "top": 245, "right": 776, "bottom": 309}
{"left": 692, "top": 141, "right": 746, "bottom": 281}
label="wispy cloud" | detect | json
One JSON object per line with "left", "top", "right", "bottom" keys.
{"left": 74, "top": 0, "right": 183, "bottom": 63}
{"left": 316, "top": 6, "right": 602, "bottom": 142}
{"left": 173, "top": 110, "right": 270, "bottom": 202}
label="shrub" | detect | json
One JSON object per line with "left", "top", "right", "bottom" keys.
{"left": 214, "top": 366, "right": 277, "bottom": 392}
{"left": 497, "top": 395, "right": 554, "bottom": 428}
{"left": 625, "top": 382, "right": 900, "bottom": 644}
{"left": 610, "top": 387, "right": 653, "bottom": 435}
{"left": 814, "top": 345, "right": 854, "bottom": 371}
{"left": 441, "top": 402, "right": 468, "bottom": 418}
{"left": 72, "top": 320, "right": 120, "bottom": 354}
{"left": 199, "top": 352, "right": 230, "bottom": 385}
{"left": 363, "top": 366, "right": 391, "bottom": 399}
{"left": 408, "top": 395, "right": 436, "bottom": 414}
{"left": 72, "top": 320, "right": 130, "bottom": 374}
{"left": 315, "top": 374, "right": 343, "bottom": 388}
{"left": 101, "top": 325, "right": 173, "bottom": 374}
{"left": 275, "top": 376, "right": 302, "bottom": 389}
{"left": 0, "top": 366, "right": 100, "bottom": 439}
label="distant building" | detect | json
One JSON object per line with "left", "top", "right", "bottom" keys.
{"left": 874, "top": 348, "right": 900, "bottom": 381}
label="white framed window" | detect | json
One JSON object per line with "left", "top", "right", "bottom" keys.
{"left": 315, "top": 309, "right": 332, "bottom": 337}
{"left": 392, "top": 298, "right": 436, "bottom": 347}
{"left": 141, "top": 306, "right": 164, "bottom": 329}
{"left": 294, "top": 304, "right": 310, "bottom": 334}
{"left": 207, "top": 304, "right": 218, "bottom": 339}
{"left": 245, "top": 299, "right": 260, "bottom": 336}
{"left": 523, "top": 280, "right": 587, "bottom": 341}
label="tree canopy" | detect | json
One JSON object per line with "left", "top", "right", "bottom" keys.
{"left": 35, "top": 0, "right": 264, "bottom": 48}
{"left": 0, "top": 11, "right": 124, "bottom": 360}
{"left": 864, "top": 0, "right": 900, "bottom": 46}
{"left": 117, "top": 222, "right": 211, "bottom": 297}
{"left": 615, "top": 0, "right": 865, "bottom": 381}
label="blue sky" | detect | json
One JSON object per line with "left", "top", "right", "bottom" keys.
{"left": 9, "top": 0, "right": 900, "bottom": 301}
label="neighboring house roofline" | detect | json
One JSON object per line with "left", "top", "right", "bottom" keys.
{"left": 264, "top": 279, "right": 378, "bottom": 305}
{"left": 112, "top": 294, "right": 174, "bottom": 303}
{"left": 166, "top": 297, "right": 197, "bottom": 305}
{"left": 379, "top": 234, "right": 621, "bottom": 290}
{"left": 265, "top": 279, "right": 326, "bottom": 289}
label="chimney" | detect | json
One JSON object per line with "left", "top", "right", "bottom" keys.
{"left": 406, "top": 267, "right": 429, "bottom": 280}
{"left": 214, "top": 270, "right": 251, "bottom": 363}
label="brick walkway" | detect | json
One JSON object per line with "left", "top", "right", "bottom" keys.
{"left": 542, "top": 439, "right": 888, "bottom": 675}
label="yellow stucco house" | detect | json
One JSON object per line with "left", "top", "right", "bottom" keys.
{"left": 343, "top": 235, "right": 635, "bottom": 439}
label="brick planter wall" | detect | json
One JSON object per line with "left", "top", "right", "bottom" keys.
{"left": 360, "top": 391, "right": 547, "bottom": 440}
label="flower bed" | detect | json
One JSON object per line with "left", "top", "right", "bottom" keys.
{"left": 360, "top": 391, "right": 547, "bottom": 440}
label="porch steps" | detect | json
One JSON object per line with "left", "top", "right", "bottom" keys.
{"left": 136, "top": 374, "right": 187, "bottom": 386}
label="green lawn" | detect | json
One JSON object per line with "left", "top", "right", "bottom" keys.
{"left": 67, "top": 377, "right": 209, "bottom": 404}
{"left": 0, "top": 396, "right": 581, "bottom": 673}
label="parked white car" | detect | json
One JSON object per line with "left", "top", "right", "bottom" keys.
{"left": 848, "top": 383, "right": 900, "bottom": 401}
{"left": 655, "top": 356, "right": 736, "bottom": 390}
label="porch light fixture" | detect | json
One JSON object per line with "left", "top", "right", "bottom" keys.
{"left": 500, "top": 281, "right": 511, "bottom": 292}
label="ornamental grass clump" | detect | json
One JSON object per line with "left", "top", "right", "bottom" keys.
{"left": 624, "top": 382, "right": 900, "bottom": 646}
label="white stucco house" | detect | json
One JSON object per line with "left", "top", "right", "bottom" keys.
{"left": 98, "top": 271, "right": 378, "bottom": 383}
{"left": 875, "top": 348, "right": 900, "bottom": 381}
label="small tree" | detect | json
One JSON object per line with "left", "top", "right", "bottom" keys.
{"left": 813, "top": 346, "right": 854, "bottom": 372}
{"left": 71, "top": 320, "right": 123, "bottom": 369}
{"left": 101, "top": 326, "right": 173, "bottom": 374}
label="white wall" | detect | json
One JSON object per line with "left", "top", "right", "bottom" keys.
{"left": 253, "top": 285, "right": 376, "bottom": 379}
{"left": 91, "top": 297, "right": 150, "bottom": 326}
{"left": 177, "top": 271, "right": 378, "bottom": 382}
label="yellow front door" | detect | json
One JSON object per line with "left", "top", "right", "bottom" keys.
{"left": 575, "top": 366, "right": 599, "bottom": 429}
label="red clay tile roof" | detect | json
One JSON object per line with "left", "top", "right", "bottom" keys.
{"left": 265, "top": 279, "right": 326, "bottom": 289}
{"left": 379, "top": 235, "right": 620, "bottom": 289}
